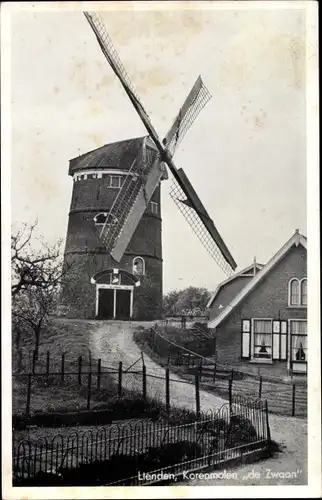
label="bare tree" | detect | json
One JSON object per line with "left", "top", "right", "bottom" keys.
{"left": 11, "top": 222, "right": 63, "bottom": 297}
{"left": 11, "top": 222, "right": 69, "bottom": 357}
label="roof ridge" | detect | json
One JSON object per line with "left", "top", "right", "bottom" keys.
{"left": 208, "top": 231, "right": 307, "bottom": 328}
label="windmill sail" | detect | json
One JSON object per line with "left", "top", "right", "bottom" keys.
{"left": 84, "top": 11, "right": 237, "bottom": 275}
{"left": 164, "top": 76, "right": 211, "bottom": 157}
{"left": 101, "top": 77, "right": 211, "bottom": 263}
{"left": 169, "top": 169, "right": 237, "bottom": 275}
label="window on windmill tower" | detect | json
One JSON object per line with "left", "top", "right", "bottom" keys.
{"left": 93, "top": 213, "right": 108, "bottom": 225}
{"left": 110, "top": 175, "right": 123, "bottom": 188}
{"left": 150, "top": 201, "right": 158, "bottom": 215}
{"left": 133, "top": 257, "right": 145, "bottom": 275}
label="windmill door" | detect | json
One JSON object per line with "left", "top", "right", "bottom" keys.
{"left": 115, "top": 289, "right": 131, "bottom": 320}
{"left": 98, "top": 289, "right": 114, "bottom": 319}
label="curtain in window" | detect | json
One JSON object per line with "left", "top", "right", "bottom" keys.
{"left": 301, "top": 279, "right": 307, "bottom": 306}
{"left": 254, "top": 320, "right": 272, "bottom": 358}
{"left": 290, "top": 279, "right": 300, "bottom": 305}
{"left": 291, "top": 320, "right": 307, "bottom": 361}
{"left": 290, "top": 320, "right": 307, "bottom": 335}
{"left": 292, "top": 335, "right": 307, "bottom": 361}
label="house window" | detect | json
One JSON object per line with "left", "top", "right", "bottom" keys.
{"left": 288, "top": 278, "right": 307, "bottom": 306}
{"left": 151, "top": 201, "right": 158, "bottom": 215}
{"left": 300, "top": 279, "right": 307, "bottom": 306}
{"left": 290, "top": 320, "right": 307, "bottom": 362}
{"left": 133, "top": 256, "right": 145, "bottom": 276}
{"left": 289, "top": 278, "right": 300, "bottom": 305}
{"left": 110, "top": 175, "right": 122, "bottom": 188}
{"left": 253, "top": 319, "right": 272, "bottom": 359}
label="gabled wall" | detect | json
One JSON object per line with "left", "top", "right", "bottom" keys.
{"left": 214, "top": 244, "right": 307, "bottom": 366}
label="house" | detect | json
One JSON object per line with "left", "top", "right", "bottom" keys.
{"left": 207, "top": 230, "right": 307, "bottom": 376}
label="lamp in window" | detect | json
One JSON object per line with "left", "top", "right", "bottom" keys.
{"left": 295, "top": 343, "right": 306, "bottom": 361}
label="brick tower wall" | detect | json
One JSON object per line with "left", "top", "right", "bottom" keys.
{"left": 61, "top": 170, "right": 163, "bottom": 320}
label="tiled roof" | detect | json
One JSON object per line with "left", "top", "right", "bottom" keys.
{"left": 208, "top": 231, "right": 307, "bottom": 329}
{"left": 69, "top": 136, "right": 157, "bottom": 175}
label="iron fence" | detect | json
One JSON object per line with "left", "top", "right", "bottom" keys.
{"left": 145, "top": 327, "right": 307, "bottom": 417}
{"left": 13, "top": 395, "right": 270, "bottom": 486}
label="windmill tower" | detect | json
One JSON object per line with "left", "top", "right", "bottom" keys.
{"left": 61, "top": 12, "right": 237, "bottom": 320}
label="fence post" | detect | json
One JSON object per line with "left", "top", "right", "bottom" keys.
{"left": 228, "top": 377, "right": 232, "bottom": 409}
{"left": 165, "top": 367, "right": 170, "bottom": 414}
{"left": 26, "top": 374, "right": 32, "bottom": 417}
{"left": 231, "top": 369, "right": 234, "bottom": 382}
{"left": 61, "top": 353, "right": 65, "bottom": 383}
{"left": 97, "top": 359, "right": 101, "bottom": 390}
{"left": 213, "top": 363, "right": 217, "bottom": 384}
{"left": 258, "top": 376, "right": 263, "bottom": 399}
{"left": 142, "top": 364, "right": 147, "bottom": 400}
{"left": 46, "top": 351, "right": 50, "bottom": 375}
{"left": 195, "top": 375, "right": 200, "bottom": 417}
{"left": 265, "top": 400, "right": 271, "bottom": 441}
{"left": 118, "top": 361, "right": 123, "bottom": 397}
{"left": 292, "top": 383, "right": 296, "bottom": 416}
{"left": 78, "top": 356, "right": 82, "bottom": 385}
{"left": 87, "top": 371, "right": 92, "bottom": 410}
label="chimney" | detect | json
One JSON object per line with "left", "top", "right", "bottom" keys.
{"left": 253, "top": 256, "right": 257, "bottom": 275}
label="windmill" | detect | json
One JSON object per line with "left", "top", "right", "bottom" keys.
{"left": 61, "top": 12, "right": 237, "bottom": 321}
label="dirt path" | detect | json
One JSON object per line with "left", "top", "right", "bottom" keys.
{"left": 89, "top": 321, "right": 227, "bottom": 412}
{"left": 89, "top": 321, "right": 308, "bottom": 486}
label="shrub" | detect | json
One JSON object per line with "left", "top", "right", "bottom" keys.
{"left": 14, "top": 440, "right": 204, "bottom": 486}
{"left": 226, "top": 415, "right": 258, "bottom": 446}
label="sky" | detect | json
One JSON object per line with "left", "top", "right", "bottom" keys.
{"left": 10, "top": 3, "right": 307, "bottom": 293}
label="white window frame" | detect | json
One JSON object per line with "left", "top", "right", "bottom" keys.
{"left": 300, "top": 278, "right": 307, "bottom": 306}
{"left": 93, "top": 212, "right": 108, "bottom": 226}
{"left": 109, "top": 175, "right": 122, "bottom": 188}
{"left": 150, "top": 201, "right": 159, "bottom": 215}
{"left": 288, "top": 319, "right": 307, "bottom": 371}
{"left": 132, "top": 256, "right": 145, "bottom": 276}
{"left": 288, "top": 277, "right": 307, "bottom": 307}
{"left": 95, "top": 284, "right": 134, "bottom": 319}
{"left": 251, "top": 318, "right": 273, "bottom": 362}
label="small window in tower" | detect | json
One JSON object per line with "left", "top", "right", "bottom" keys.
{"left": 133, "top": 256, "right": 145, "bottom": 276}
{"left": 110, "top": 175, "right": 122, "bottom": 188}
{"left": 94, "top": 213, "right": 108, "bottom": 225}
{"left": 151, "top": 201, "right": 158, "bottom": 215}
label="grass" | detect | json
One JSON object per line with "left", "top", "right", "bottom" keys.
{"left": 134, "top": 329, "right": 308, "bottom": 418}
{"left": 13, "top": 317, "right": 104, "bottom": 372}
{"left": 12, "top": 317, "right": 121, "bottom": 416}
